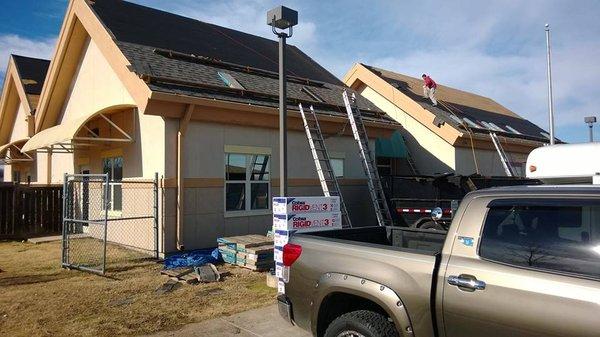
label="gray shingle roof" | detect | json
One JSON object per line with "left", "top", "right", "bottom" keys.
{"left": 89, "top": 0, "right": 394, "bottom": 123}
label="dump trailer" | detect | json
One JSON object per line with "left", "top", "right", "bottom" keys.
{"left": 382, "top": 174, "right": 540, "bottom": 230}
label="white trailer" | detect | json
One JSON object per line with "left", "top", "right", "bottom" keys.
{"left": 526, "top": 143, "right": 600, "bottom": 184}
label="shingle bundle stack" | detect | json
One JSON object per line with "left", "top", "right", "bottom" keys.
{"left": 217, "top": 234, "right": 274, "bottom": 271}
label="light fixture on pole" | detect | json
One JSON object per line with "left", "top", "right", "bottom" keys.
{"left": 585, "top": 116, "right": 597, "bottom": 142}
{"left": 545, "top": 24, "right": 556, "bottom": 145}
{"left": 267, "top": 6, "right": 298, "bottom": 197}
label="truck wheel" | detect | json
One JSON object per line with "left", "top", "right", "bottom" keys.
{"left": 419, "top": 221, "right": 444, "bottom": 231}
{"left": 324, "top": 310, "right": 399, "bottom": 337}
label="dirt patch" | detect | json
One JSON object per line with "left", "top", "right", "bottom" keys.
{"left": 0, "top": 241, "right": 276, "bottom": 337}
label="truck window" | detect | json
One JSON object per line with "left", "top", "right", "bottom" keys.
{"left": 479, "top": 199, "right": 600, "bottom": 280}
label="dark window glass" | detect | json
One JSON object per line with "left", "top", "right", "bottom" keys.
{"left": 479, "top": 199, "right": 600, "bottom": 279}
{"left": 250, "top": 183, "right": 269, "bottom": 210}
{"left": 225, "top": 183, "right": 245, "bottom": 211}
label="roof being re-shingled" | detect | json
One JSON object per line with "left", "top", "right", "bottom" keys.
{"left": 363, "top": 65, "right": 550, "bottom": 142}
{"left": 88, "top": 0, "right": 393, "bottom": 124}
{"left": 11, "top": 55, "right": 50, "bottom": 96}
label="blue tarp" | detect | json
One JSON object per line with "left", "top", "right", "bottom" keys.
{"left": 164, "top": 248, "right": 222, "bottom": 269}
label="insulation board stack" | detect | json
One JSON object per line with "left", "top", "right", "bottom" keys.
{"left": 217, "top": 234, "right": 274, "bottom": 271}
{"left": 273, "top": 196, "right": 342, "bottom": 294}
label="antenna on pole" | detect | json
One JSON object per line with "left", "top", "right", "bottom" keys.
{"left": 545, "top": 23, "right": 556, "bottom": 145}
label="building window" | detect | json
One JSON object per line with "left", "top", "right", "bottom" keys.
{"left": 330, "top": 158, "right": 344, "bottom": 178}
{"left": 225, "top": 153, "right": 270, "bottom": 213}
{"left": 103, "top": 156, "right": 123, "bottom": 212}
{"left": 479, "top": 199, "right": 600, "bottom": 280}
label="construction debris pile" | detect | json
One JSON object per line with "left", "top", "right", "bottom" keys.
{"left": 218, "top": 234, "right": 274, "bottom": 271}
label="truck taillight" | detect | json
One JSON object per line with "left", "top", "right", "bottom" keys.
{"left": 283, "top": 243, "right": 302, "bottom": 267}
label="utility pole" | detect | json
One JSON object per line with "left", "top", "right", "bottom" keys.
{"left": 545, "top": 24, "right": 556, "bottom": 145}
{"left": 268, "top": 6, "right": 298, "bottom": 197}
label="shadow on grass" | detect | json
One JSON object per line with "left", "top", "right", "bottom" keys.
{"left": 0, "top": 272, "right": 72, "bottom": 287}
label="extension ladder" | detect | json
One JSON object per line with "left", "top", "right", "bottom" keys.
{"left": 342, "top": 91, "right": 393, "bottom": 227}
{"left": 299, "top": 103, "right": 353, "bottom": 228}
{"left": 489, "top": 132, "right": 515, "bottom": 176}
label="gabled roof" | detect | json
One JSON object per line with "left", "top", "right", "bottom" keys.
{"left": 359, "top": 64, "right": 550, "bottom": 143}
{"left": 90, "top": 0, "right": 340, "bottom": 85}
{"left": 86, "top": 0, "right": 388, "bottom": 122}
{"left": 11, "top": 55, "right": 50, "bottom": 97}
{"left": 0, "top": 55, "right": 49, "bottom": 145}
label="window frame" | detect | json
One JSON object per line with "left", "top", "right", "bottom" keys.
{"left": 476, "top": 197, "right": 600, "bottom": 281}
{"left": 224, "top": 150, "right": 272, "bottom": 217}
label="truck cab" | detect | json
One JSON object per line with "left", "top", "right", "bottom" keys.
{"left": 279, "top": 185, "right": 600, "bottom": 337}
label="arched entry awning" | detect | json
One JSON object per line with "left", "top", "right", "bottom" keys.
{"left": 0, "top": 138, "right": 33, "bottom": 164}
{"left": 22, "top": 104, "right": 137, "bottom": 153}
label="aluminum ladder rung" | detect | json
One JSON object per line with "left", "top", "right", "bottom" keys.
{"left": 299, "top": 103, "right": 353, "bottom": 228}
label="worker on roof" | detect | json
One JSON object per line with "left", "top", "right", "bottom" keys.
{"left": 422, "top": 74, "right": 438, "bottom": 106}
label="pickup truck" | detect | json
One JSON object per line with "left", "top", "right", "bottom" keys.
{"left": 278, "top": 185, "right": 600, "bottom": 337}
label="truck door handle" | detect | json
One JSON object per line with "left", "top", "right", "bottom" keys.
{"left": 448, "top": 275, "right": 486, "bottom": 291}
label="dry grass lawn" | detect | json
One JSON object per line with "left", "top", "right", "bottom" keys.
{"left": 0, "top": 240, "right": 276, "bottom": 337}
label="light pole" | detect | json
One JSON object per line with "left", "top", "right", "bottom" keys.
{"left": 268, "top": 6, "right": 298, "bottom": 197}
{"left": 585, "top": 116, "right": 597, "bottom": 142}
{"left": 545, "top": 24, "right": 556, "bottom": 145}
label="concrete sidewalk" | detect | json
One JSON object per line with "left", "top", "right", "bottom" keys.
{"left": 145, "top": 304, "right": 311, "bottom": 337}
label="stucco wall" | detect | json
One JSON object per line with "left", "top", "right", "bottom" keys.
{"left": 56, "top": 37, "right": 136, "bottom": 123}
{"left": 359, "top": 85, "right": 455, "bottom": 175}
{"left": 41, "top": 34, "right": 165, "bottom": 182}
{"left": 160, "top": 120, "right": 376, "bottom": 251}
{"left": 9, "top": 103, "right": 29, "bottom": 143}
{"left": 456, "top": 147, "right": 528, "bottom": 176}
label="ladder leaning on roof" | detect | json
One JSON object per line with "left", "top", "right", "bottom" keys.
{"left": 342, "top": 91, "right": 393, "bottom": 227}
{"left": 298, "top": 103, "right": 353, "bottom": 228}
{"left": 489, "top": 132, "right": 515, "bottom": 177}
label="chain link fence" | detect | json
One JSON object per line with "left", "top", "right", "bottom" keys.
{"left": 62, "top": 173, "right": 158, "bottom": 274}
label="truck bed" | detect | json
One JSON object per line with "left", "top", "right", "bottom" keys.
{"left": 303, "top": 226, "right": 446, "bottom": 255}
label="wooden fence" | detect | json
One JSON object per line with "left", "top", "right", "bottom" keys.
{"left": 0, "top": 184, "right": 63, "bottom": 239}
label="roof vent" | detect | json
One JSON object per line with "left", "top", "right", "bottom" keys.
{"left": 301, "top": 86, "right": 325, "bottom": 102}
{"left": 217, "top": 71, "right": 245, "bottom": 90}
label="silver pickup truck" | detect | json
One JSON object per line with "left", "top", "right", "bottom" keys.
{"left": 278, "top": 185, "right": 600, "bottom": 337}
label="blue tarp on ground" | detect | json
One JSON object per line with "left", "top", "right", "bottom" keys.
{"left": 164, "top": 248, "right": 222, "bottom": 269}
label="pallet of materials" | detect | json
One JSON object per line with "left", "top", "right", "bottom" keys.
{"left": 218, "top": 235, "right": 274, "bottom": 271}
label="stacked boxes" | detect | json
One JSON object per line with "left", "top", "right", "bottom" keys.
{"left": 218, "top": 234, "right": 274, "bottom": 271}
{"left": 273, "top": 196, "right": 342, "bottom": 294}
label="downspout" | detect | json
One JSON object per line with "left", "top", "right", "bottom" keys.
{"left": 176, "top": 104, "right": 194, "bottom": 251}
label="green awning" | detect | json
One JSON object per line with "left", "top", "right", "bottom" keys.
{"left": 376, "top": 131, "right": 408, "bottom": 158}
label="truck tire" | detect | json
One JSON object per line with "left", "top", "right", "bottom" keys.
{"left": 324, "top": 310, "right": 399, "bottom": 337}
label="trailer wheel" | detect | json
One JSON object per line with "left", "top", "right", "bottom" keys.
{"left": 324, "top": 310, "right": 399, "bottom": 337}
{"left": 419, "top": 221, "right": 445, "bottom": 231}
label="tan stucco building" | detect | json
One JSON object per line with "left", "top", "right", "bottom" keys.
{"left": 344, "top": 64, "right": 549, "bottom": 176}
{"left": 7, "top": 0, "right": 399, "bottom": 253}
{"left": 0, "top": 55, "right": 50, "bottom": 183}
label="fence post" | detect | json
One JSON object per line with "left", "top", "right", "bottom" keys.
{"left": 102, "top": 173, "right": 109, "bottom": 274}
{"left": 62, "top": 173, "right": 68, "bottom": 267}
{"left": 154, "top": 172, "right": 159, "bottom": 259}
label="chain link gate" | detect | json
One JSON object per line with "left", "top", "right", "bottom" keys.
{"left": 62, "top": 173, "right": 159, "bottom": 275}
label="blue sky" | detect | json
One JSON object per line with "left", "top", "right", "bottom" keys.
{"left": 1, "top": 0, "right": 599, "bottom": 143}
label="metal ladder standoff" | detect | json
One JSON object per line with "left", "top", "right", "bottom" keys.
{"left": 299, "top": 103, "right": 353, "bottom": 228}
{"left": 342, "top": 91, "right": 393, "bottom": 227}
